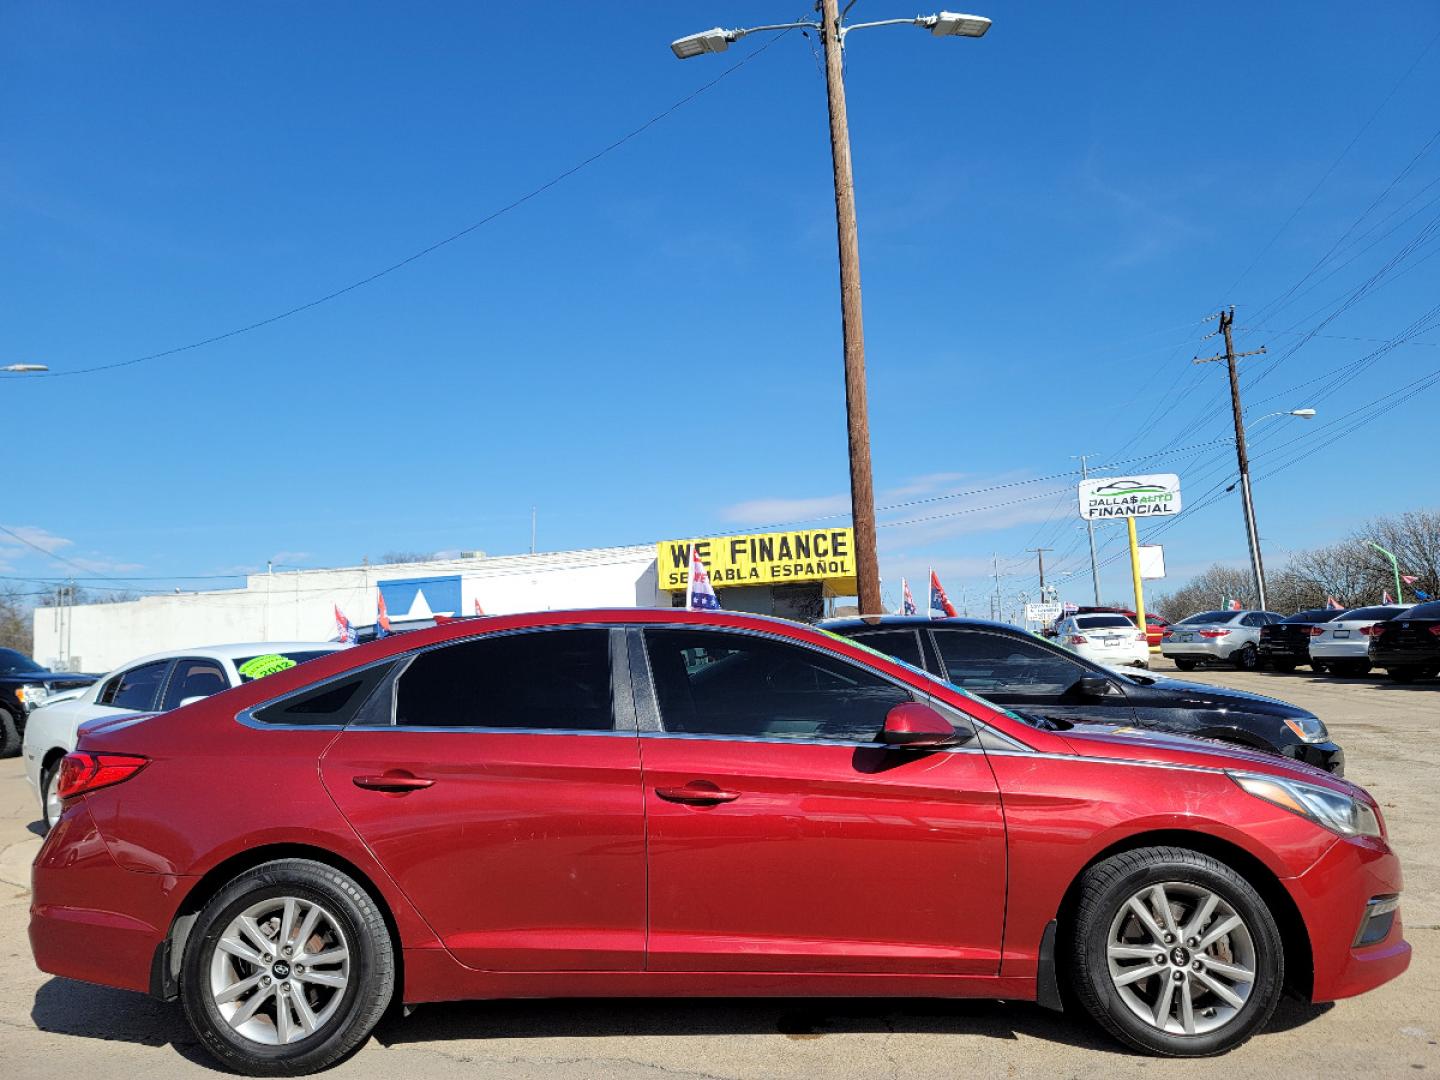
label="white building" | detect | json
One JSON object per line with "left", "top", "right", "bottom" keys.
{"left": 33, "top": 546, "right": 659, "bottom": 673}
{"left": 32, "top": 527, "right": 859, "bottom": 674}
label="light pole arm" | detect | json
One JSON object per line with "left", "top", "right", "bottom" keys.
{"left": 840, "top": 18, "right": 926, "bottom": 35}
{"left": 730, "top": 21, "right": 822, "bottom": 38}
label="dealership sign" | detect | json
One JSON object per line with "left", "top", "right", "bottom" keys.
{"left": 1078, "top": 474, "right": 1182, "bottom": 521}
{"left": 657, "top": 528, "right": 856, "bottom": 591}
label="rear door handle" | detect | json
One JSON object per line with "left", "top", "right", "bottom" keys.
{"left": 655, "top": 781, "right": 740, "bottom": 806}
{"left": 353, "top": 772, "right": 435, "bottom": 793}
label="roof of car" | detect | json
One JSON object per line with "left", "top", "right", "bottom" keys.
{"left": 105, "top": 641, "right": 346, "bottom": 673}
{"left": 817, "top": 614, "right": 1028, "bottom": 634}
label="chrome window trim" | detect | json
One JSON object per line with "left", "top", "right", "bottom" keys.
{"left": 235, "top": 655, "right": 399, "bottom": 732}
{"left": 635, "top": 729, "right": 987, "bottom": 754}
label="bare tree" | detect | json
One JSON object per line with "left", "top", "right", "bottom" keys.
{"left": 0, "top": 585, "right": 31, "bottom": 653}
{"left": 378, "top": 551, "right": 438, "bottom": 565}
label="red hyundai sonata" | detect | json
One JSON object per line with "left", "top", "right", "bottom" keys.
{"left": 30, "top": 609, "right": 1408, "bottom": 1074}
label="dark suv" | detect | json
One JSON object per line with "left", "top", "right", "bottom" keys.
{"left": 821, "top": 615, "right": 1343, "bottom": 774}
{"left": 0, "top": 648, "right": 98, "bottom": 757}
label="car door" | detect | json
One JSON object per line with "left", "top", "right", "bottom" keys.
{"left": 636, "top": 626, "right": 1006, "bottom": 975}
{"left": 927, "top": 626, "right": 1136, "bottom": 725}
{"left": 319, "top": 627, "right": 646, "bottom": 972}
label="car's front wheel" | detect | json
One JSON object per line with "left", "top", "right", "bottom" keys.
{"left": 1232, "top": 644, "right": 1259, "bottom": 671}
{"left": 1172, "top": 658, "right": 1198, "bottom": 671}
{"left": 1068, "top": 846, "right": 1284, "bottom": 1056}
{"left": 180, "top": 859, "right": 394, "bottom": 1076}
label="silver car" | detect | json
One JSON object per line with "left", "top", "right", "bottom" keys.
{"left": 1160, "top": 609, "right": 1286, "bottom": 671}
{"left": 1308, "top": 603, "right": 1413, "bottom": 676}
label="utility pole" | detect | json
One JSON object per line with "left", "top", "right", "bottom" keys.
{"left": 1195, "top": 307, "right": 1268, "bottom": 610}
{"left": 991, "top": 553, "right": 1001, "bottom": 621}
{"left": 819, "top": 0, "right": 880, "bottom": 615}
{"left": 1027, "top": 547, "right": 1052, "bottom": 602}
{"left": 1078, "top": 453, "right": 1102, "bottom": 605}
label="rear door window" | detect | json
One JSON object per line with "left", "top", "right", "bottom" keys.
{"left": 102, "top": 661, "right": 171, "bottom": 711}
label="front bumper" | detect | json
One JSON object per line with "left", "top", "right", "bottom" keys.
{"left": 28, "top": 802, "right": 188, "bottom": 995}
{"left": 1289, "top": 835, "right": 1410, "bottom": 1002}
{"left": 1281, "top": 740, "right": 1345, "bottom": 776}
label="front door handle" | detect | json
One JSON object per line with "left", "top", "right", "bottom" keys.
{"left": 353, "top": 772, "right": 435, "bottom": 793}
{"left": 655, "top": 781, "right": 740, "bottom": 806}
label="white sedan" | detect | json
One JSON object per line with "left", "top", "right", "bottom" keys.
{"left": 22, "top": 641, "right": 344, "bottom": 829}
{"left": 1052, "top": 613, "right": 1150, "bottom": 669}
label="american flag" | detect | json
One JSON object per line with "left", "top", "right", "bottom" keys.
{"left": 687, "top": 547, "right": 721, "bottom": 611}
{"left": 901, "top": 578, "right": 917, "bottom": 615}
{"left": 474, "top": 598, "right": 485, "bottom": 616}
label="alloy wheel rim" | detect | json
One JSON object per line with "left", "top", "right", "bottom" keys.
{"left": 208, "top": 896, "right": 351, "bottom": 1046}
{"left": 1106, "top": 881, "right": 1256, "bottom": 1036}
{"left": 45, "top": 768, "right": 63, "bottom": 826}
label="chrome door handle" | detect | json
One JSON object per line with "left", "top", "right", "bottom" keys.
{"left": 655, "top": 781, "right": 740, "bottom": 805}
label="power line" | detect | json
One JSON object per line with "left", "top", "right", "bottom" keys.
{"left": 3, "top": 33, "right": 796, "bottom": 382}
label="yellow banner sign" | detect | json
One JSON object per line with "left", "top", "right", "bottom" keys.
{"left": 657, "top": 529, "right": 857, "bottom": 592}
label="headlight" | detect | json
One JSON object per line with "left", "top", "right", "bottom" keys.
{"left": 16, "top": 684, "right": 49, "bottom": 711}
{"left": 1282, "top": 715, "right": 1329, "bottom": 744}
{"left": 1229, "top": 771, "right": 1382, "bottom": 839}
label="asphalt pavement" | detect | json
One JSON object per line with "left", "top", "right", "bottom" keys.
{"left": 1, "top": 661, "right": 1435, "bottom": 1078}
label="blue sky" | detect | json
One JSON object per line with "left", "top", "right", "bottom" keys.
{"left": 3, "top": 1, "right": 1438, "bottom": 614}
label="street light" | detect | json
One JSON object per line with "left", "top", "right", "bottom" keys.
{"left": 670, "top": 5, "right": 991, "bottom": 614}
{"left": 2, "top": 363, "right": 48, "bottom": 373}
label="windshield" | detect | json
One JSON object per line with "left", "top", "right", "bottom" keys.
{"left": 1177, "top": 611, "right": 1236, "bottom": 625}
{"left": 234, "top": 651, "right": 335, "bottom": 682}
{"left": 819, "top": 629, "right": 1034, "bottom": 727}
{"left": 0, "top": 648, "right": 43, "bottom": 675}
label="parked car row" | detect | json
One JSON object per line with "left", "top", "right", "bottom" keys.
{"left": 28, "top": 607, "right": 1408, "bottom": 1074}
{"left": 0, "top": 647, "right": 98, "bottom": 758}
{"left": 1160, "top": 602, "right": 1440, "bottom": 683}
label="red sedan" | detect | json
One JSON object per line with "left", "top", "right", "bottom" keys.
{"left": 30, "top": 609, "right": 1408, "bottom": 1075}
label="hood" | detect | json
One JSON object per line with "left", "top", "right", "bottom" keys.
{"left": 1122, "top": 672, "right": 1313, "bottom": 717}
{"left": 1057, "top": 722, "right": 1360, "bottom": 795}
{"left": 2, "top": 670, "right": 99, "bottom": 687}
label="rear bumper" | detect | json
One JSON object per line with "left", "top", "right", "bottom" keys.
{"left": 1258, "top": 641, "right": 1311, "bottom": 662}
{"left": 1290, "top": 836, "right": 1410, "bottom": 1002}
{"left": 1309, "top": 642, "right": 1369, "bottom": 660}
{"left": 28, "top": 802, "right": 187, "bottom": 995}
{"left": 1160, "top": 642, "right": 1230, "bottom": 659}
{"left": 1368, "top": 645, "right": 1440, "bottom": 669}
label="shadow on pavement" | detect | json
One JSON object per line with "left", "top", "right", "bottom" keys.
{"left": 30, "top": 978, "right": 221, "bottom": 1071}
{"left": 27, "top": 818, "right": 46, "bottom": 838}
{"left": 373, "top": 994, "right": 1334, "bottom": 1052}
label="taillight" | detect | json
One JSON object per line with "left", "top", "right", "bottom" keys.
{"left": 1161, "top": 628, "right": 1174, "bottom": 638}
{"left": 1069, "top": 635, "right": 1087, "bottom": 645}
{"left": 1309, "top": 626, "right": 1326, "bottom": 637}
{"left": 1360, "top": 624, "right": 1387, "bottom": 637}
{"left": 1199, "top": 629, "right": 1231, "bottom": 638}
{"left": 56, "top": 752, "right": 150, "bottom": 801}
{"left": 1429, "top": 625, "right": 1440, "bottom": 638}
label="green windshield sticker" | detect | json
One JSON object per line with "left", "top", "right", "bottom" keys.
{"left": 237, "top": 654, "right": 298, "bottom": 680}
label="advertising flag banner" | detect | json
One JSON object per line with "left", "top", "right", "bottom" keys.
{"left": 929, "top": 570, "right": 957, "bottom": 618}
{"left": 1383, "top": 590, "right": 1394, "bottom": 604}
{"left": 375, "top": 590, "right": 392, "bottom": 638}
{"left": 902, "top": 579, "right": 917, "bottom": 615}
{"left": 686, "top": 547, "right": 721, "bottom": 611}
{"left": 474, "top": 598, "right": 485, "bottom": 616}
{"left": 333, "top": 605, "right": 357, "bottom": 645}
{"left": 1327, "top": 596, "right": 1344, "bottom": 609}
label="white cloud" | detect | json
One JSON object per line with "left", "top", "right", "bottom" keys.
{"left": 719, "top": 494, "right": 851, "bottom": 527}
{"left": 0, "top": 524, "right": 74, "bottom": 555}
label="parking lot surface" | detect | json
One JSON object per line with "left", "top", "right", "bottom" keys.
{"left": 1, "top": 661, "right": 1435, "bottom": 1079}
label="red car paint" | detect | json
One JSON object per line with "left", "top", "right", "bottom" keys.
{"left": 30, "top": 608, "right": 1407, "bottom": 1010}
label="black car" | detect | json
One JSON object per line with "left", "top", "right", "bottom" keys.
{"left": 0, "top": 648, "right": 99, "bottom": 757}
{"left": 1258, "top": 607, "right": 1346, "bottom": 671}
{"left": 821, "top": 615, "right": 1344, "bottom": 774}
{"left": 1368, "top": 599, "right": 1440, "bottom": 682}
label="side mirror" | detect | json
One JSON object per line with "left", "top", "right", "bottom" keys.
{"left": 880, "top": 702, "right": 959, "bottom": 748}
{"left": 1077, "top": 675, "right": 1111, "bottom": 698}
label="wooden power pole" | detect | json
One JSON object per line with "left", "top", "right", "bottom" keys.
{"left": 1194, "top": 307, "right": 1269, "bottom": 609}
{"left": 820, "top": 0, "right": 881, "bottom": 615}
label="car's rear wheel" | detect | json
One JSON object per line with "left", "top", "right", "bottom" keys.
{"left": 180, "top": 859, "right": 394, "bottom": 1076}
{"left": 0, "top": 707, "right": 20, "bottom": 758}
{"left": 1068, "top": 846, "right": 1283, "bottom": 1057}
{"left": 1333, "top": 660, "right": 1372, "bottom": 677}
{"left": 1173, "top": 658, "right": 1198, "bottom": 671}
{"left": 1232, "top": 644, "right": 1259, "bottom": 671}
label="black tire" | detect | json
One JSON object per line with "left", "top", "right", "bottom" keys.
{"left": 1309, "top": 661, "right": 1329, "bottom": 675}
{"left": 1068, "top": 846, "right": 1284, "bottom": 1057}
{"left": 40, "top": 758, "right": 64, "bottom": 832}
{"left": 0, "top": 707, "right": 20, "bottom": 758}
{"left": 1173, "top": 658, "right": 1198, "bottom": 672}
{"left": 1387, "top": 667, "right": 1419, "bottom": 683}
{"left": 1333, "top": 660, "right": 1372, "bottom": 677}
{"left": 1270, "top": 659, "right": 1297, "bottom": 674}
{"left": 180, "top": 859, "right": 394, "bottom": 1076}
{"left": 1232, "top": 644, "right": 1259, "bottom": 671}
